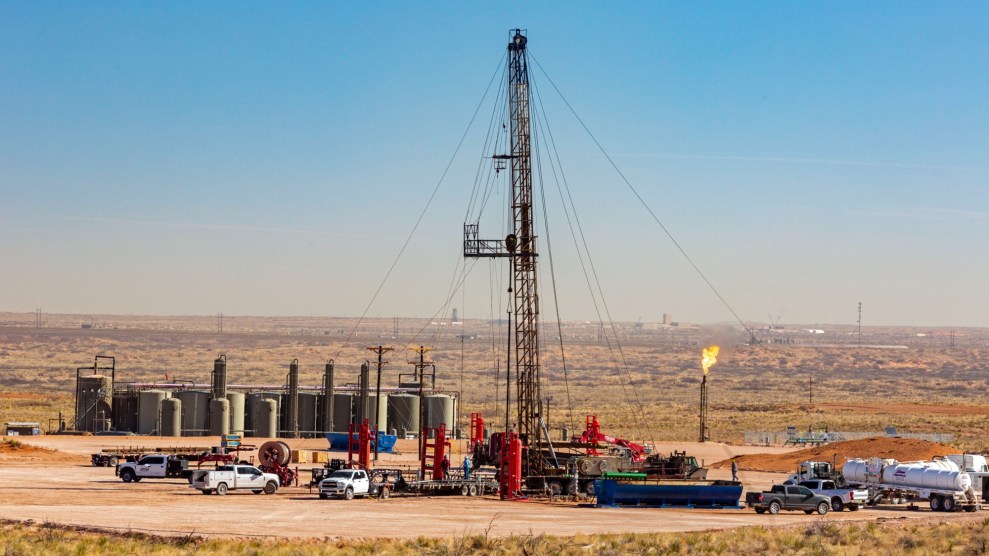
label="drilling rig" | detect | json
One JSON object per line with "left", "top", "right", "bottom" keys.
{"left": 464, "top": 29, "right": 553, "bottom": 496}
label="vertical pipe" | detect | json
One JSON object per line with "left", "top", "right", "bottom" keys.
{"left": 358, "top": 361, "right": 370, "bottom": 425}
{"left": 322, "top": 360, "right": 335, "bottom": 433}
{"left": 288, "top": 359, "right": 299, "bottom": 439}
{"left": 374, "top": 348, "right": 383, "bottom": 461}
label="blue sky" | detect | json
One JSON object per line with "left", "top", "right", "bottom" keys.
{"left": 2, "top": 2, "right": 987, "bottom": 326}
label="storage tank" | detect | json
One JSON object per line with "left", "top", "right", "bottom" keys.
{"left": 424, "top": 394, "right": 455, "bottom": 430}
{"left": 256, "top": 398, "right": 278, "bottom": 438}
{"left": 209, "top": 398, "right": 230, "bottom": 436}
{"left": 76, "top": 375, "right": 113, "bottom": 433}
{"left": 112, "top": 392, "right": 139, "bottom": 433}
{"left": 388, "top": 394, "right": 420, "bottom": 435}
{"left": 367, "top": 394, "right": 388, "bottom": 433}
{"left": 174, "top": 390, "right": 210, "bottom": 436}
{"left": 138, "top": 390, "right": 169, "bottom": 434}
{"left": 226, "top": 392, "right": 245, "bottom": 435}
{"left": 161, "top": 398, "right": 182, "bottom": 436}
{"left": 844, "top": 458, "right": 970, "bottom": 491}
{"left": 297, "top": 393, "right": 318, "bottom": 437}
{"left": 332, "top": 393, "right": 353, "bottom": 432}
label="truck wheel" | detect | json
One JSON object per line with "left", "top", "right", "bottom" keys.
{"left": 461, "top": 484, "right": 470, "bottom": 496}
{"left": 754, "top": 508, "right": 766, "bottom": 514}
{"left": 468, "top": 484, "right": 478, "bottom": 497}
{"left": 120, "top": 469, "right": 135, "bottom": 483}
{"left": 379, "top": 487, "right": 390, "bottom": 499}
{"left": 216, "top": 483, "right": 228, "bottom": 496}
{"left": 584, "top": 482, "right": 596, "bottom": 496}
{"left": 264, "top": 481, "right": 277, "bottom": 495}
{"left": 831, "top": 497, "right": 844, "bottom": 512}
{"left": 930, "top": 496, "right": 942, "bottom": 512}
{"left": 768, "top": 501, "right": 781, "bottom": 515}
{"left": 344, "top": 487, "right": 354, "bottom": 500}
{"left": 319, "top": 493, "right": 328, "bottom": 500}
{"left": 817, "top": 502, "right": 829, "bottom": 515}
{"left": 943, "top": 497, "right": 956, "bottom": 512}
{"left": 133, "top": 477, "right": 141, "bottom": 482}
{"left": 547, "top": 481, "right": 562, "bottom": 496}
{"left": 108, "top": 457, "right": 119, "bottom": 467}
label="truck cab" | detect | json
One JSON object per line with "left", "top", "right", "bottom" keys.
{"left": 190, "top": 465, "right": 280, "bottom": 495}
{"left": 318, "top": 469, "right": 370, "bottom": 500}
{"left": 117, "top": 455, "right": 189, "bottom": 482}
{"left": 798, "top": 479, "right": 869, "bottom": 511}
{"left": 746, "top": 484, "right": 831, "bottom": 515}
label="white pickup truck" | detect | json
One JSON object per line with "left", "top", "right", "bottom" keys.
{"left": 318, "top": 469, "right": 371, "bottom": 500}
{"left": 798, "top": 479, "right": 869, "bottom": 512}
{"left": 190, "top": 465, "right": 280, "bottom": 495}
{"left": 117, "top": 455, "right": 191, "bottom": 482}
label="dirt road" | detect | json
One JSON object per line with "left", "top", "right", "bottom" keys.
{"left": 0, "top": 436, "right": 973, "bottom": 539}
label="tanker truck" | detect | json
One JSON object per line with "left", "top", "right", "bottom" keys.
{"left": 842, "top": 456, "right": 982, "bottom": 512}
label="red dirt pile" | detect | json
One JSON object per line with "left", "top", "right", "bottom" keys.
{"left": 0, "top": 439, "right": 85, "bottom": 464}
{"left": 713, "top": 438, "right": 955, "bottom": 473}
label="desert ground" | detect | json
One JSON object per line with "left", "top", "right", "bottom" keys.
{"left": 1, "top": 312, "right": 988, "bottom": 543}
{"left": 0, "top": 435, "right": 976, "bottom": 541}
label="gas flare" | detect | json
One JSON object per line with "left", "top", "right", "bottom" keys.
{"left": 702, "top": 345, "right": 720, "bottom": 375}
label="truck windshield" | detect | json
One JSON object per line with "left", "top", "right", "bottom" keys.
{"left": 329, "top": 471, "right": 353, "bottom": 479}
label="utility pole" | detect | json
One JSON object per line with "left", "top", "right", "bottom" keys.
{"left": 857, "top": 302, "right": 862, "bottom": 346}
{"left": 809, "top": 375, "right": 813, "bottom": 404}
{"left": 366, "top": 345, "right": 393, "bottom": 461}
{"left": 217, "top": 312, "right": 223, "bottom": 334}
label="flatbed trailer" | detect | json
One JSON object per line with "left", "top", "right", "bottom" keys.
{"left": 400, "top": 476, "right": 499, "bottom": 497}
{"left": 91, "top": 446, "right": 214, "bottom": 467}
{"left": 92, "top": 445, "right": 255, "bottom": 468}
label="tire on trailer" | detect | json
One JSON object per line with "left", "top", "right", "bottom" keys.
{"left": 768, "top": 501, "right": 781, "bottom": 515}
{"left": 831, "top": 497, "right": 844, "bottom": 512}
{"left": 461, "top": 484, "right": 470, "bottom": 496}
{"left": 379, "top": 487, "right": 390, "bottom": 499}
{"left": 930, "top": 495, "right": 942, "bottom": 512}
{"left": 584, "top": 481, "right": 596, "bottom": 496}
{"left": 264, "top": 481, "right": 277, "bottom": 495}
{"left": 468, "top": 484, "right": 478, "bottom": 497}
{"left": 943, "top": 496, "right": 956, "bottom": 512}
{"left": 547, "top": 481, "right": 562, "bottom": 496}
{"left": 108, "top": 456, "right": 119, "bottom": 467}
{"left": 344, "top": 486, "right": 354, "bottom": 500}
{"left": 816, "top": 501, "right": 829, "bottom": 515}
{"left": 120, "top": 469, "right": 136, "bottom": 483}
{"left": 216, "top": 482, "right": 228, "bottom": 496}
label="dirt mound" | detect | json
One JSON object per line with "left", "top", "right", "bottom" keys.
{"left": 0, "top": 439, "right": 87, "bottom": 465}
{"left": 713, "top": 438, "right": 955, "bottom": 473}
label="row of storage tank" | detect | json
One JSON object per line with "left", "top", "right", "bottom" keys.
{"left": 114, "top": 390, "right": 456, "bottom": 437}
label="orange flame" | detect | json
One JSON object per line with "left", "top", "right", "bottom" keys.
{"left": 702, "top": 345, "right": 720, "bottom": 375}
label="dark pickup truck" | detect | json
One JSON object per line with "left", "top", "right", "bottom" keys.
{"left": 746, "top": 484, "right": 831, "bottom": 515}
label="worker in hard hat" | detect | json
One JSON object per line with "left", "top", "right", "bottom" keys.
{"left": 462, "top": 455, "right": 472, "bottom": 480}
